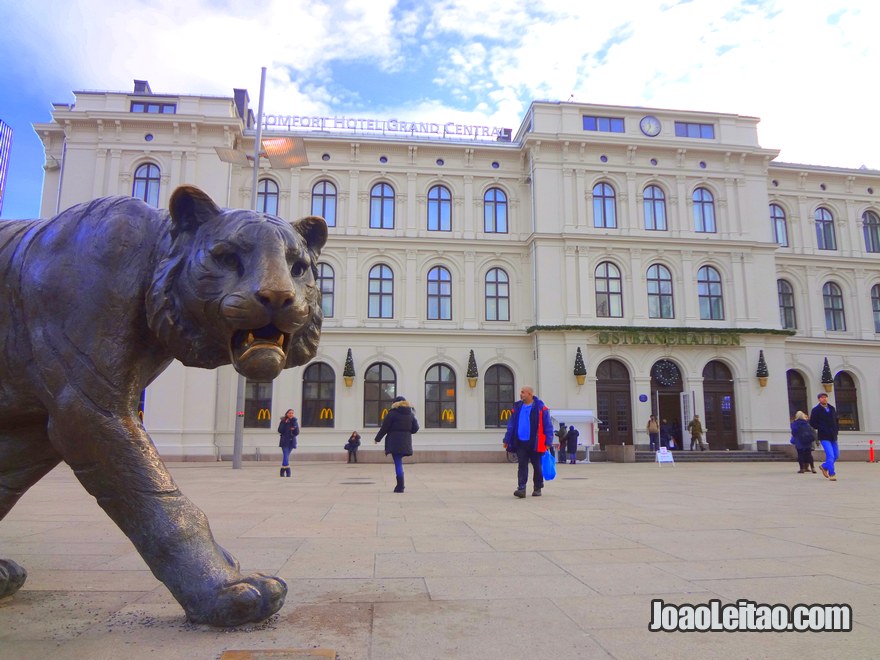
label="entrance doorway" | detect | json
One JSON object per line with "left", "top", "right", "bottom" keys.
{"left": 702, "top": 360, "right": 738, "bottom": 450}
{"left": 596, "top": 359, "right": 632, "bottom": 449}
{"left": 650, "top": 359, "right": 684, "bottom": 449}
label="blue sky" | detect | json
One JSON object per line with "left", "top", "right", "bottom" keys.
{"left": 1, "top": 0, "right": 877, "bottom": 219}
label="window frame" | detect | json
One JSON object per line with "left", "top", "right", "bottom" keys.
{"left": 483, "top": 187, "right": 508, "bottom": 233}
{"left": 863, "top": 210, "right": 880, "bottom": 253}
{"left": 872, "top": 283, "right": 880, "bottom": 333}
{"left": 646, "top": 264, "right": 674, "bottom": 319}
{"left": 363, "top": 362, "right": 396, "bottom": 428}
{"left": 301, "top": 362, "right": 336, "bottom": 427}
{"left": 317, "top": 263, "right": 334, "bottom": 318}
{"left": 132, "top": 162, "right": 161, "bottom": 207}
{"left": 369, "top": 182, "right": 395, "bottom": 229}
{"left": 770, "top": 203, "right": 788, "bottom": 247}
{"left": 595, "top": 261, "right": 623, "bottom": 318}
{"left": 693, "top": 187, "right": 716, "bottom": 233}
{"left": 368, "top": 264, "right": 394, "bottom": 319}
{"left": 243, "top": 379, "right": 272, "bottom": 428}
{"left": 484, "top": 364, "right": 515, "bottom": 428}
{"left": 697, "top": 265, "right": 724, "bottom": 320}
{"left": 777, "top": 279, "right": 796, "bottom": 329}
{"left": 257, "top": 178, "right": 279, "bottom": 216}
{"left": 485, "top": 267, "right": 510, "bottom": 321}
{"left": 643, "top": 185, "right": 667, "bottom": 231}
{"left": 822, "top": 281, "right": 846, "bottom": 331}
{"left": 427, "top": 184, "right": 452, "bottom": 232}
{"left": 311, "top": 180, "right": 337, "bottom": 227}
{"left": 426, "top": 265, "right": 452, "bottom": 320}
{"left": 815, "top": 207, "right": 837, "bottom": 250}
{"left": 425, "top": 363, "right": 457, "bottom": 428}
{"left": 593, "top": 182, "right": 617, "bottom": 229}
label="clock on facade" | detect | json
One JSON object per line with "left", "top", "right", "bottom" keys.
{"left": 639, "top": 115, "right": 662, "bottom": 137}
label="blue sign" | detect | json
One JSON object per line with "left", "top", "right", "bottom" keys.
{"left": 639, "top": 394, "right": 648, "bottom": 402}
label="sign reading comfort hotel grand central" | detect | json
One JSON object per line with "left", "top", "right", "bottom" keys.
{"left": 261, "top": 113, "right": 511, "bottom": 140}
{"left": 595, "top": 331, "right": 742, "bottom": 346}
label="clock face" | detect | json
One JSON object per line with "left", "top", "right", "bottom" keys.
{"left": 640, "top": 115, "right": 661, "bottom": 137}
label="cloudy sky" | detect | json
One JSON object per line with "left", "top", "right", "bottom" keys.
{"left": 1, "top": 0, "right": 876, "bottom": 219}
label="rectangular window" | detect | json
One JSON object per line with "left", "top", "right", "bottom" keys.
{"left": 674, "top": 121, "right": 714, "bottom": 139}
{"left": 583, "top": 116, "right": 625, "bottom": 133}
{"left": 130, "top": 101, "right": 177, "bottom": 114}
{"left": 244, "top": 380, "right": 273, "bottom": 428}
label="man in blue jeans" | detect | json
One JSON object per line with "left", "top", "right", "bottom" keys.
{"left": 503, "top": 386, "right": 552, "bottom": 498}
{"left": 809, "top": 392, "right": 840, "bottom": 481}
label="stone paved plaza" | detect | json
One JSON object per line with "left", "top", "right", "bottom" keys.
{"left": 1, "top": 457, "right": 879, "bottom": 659}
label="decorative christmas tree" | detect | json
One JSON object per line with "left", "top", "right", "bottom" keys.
{"left": 821, "top": 357, "right": 834, "bottom": 392}
{"left": 756, "top": 350, "right": 769, "bottom": 386}
{"left": 466, "top": 350, "right": 479, "bottom": 383}
{"left": 343, "top": 348, "right": 355, "bottom": 386}
{"left": 573, "top": 347, "right": 586, "bottom": 384}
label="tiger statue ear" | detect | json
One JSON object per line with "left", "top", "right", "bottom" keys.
{"left": 169, "top": 186, "right": 221, "bottom": 236}
{"left": 292, "top": 215, "right": 328, "bottom": 258}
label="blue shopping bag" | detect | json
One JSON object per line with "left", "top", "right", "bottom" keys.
{"left": 542, "top": 449, "right": 557, "bottom": 481}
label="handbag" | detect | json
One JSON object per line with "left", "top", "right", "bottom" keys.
{"left": 542, "top": 449, "right": 557, "bottom": 481}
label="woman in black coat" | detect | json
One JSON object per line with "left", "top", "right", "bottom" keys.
{"left": 277, "top": 409, "right": 299, "bottom": 477}
{"left": 374, "top": 396, "right": 419, "bottom": 493}
{"left": 565, "top": 425, "right": 580, "bottom": 464}
{"left": 790, "top": 411, "right": 816, "bottom": 474}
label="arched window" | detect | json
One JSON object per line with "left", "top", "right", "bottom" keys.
{"left": 427, "top": 266, "right": 452, "bottom": 320}
{"left": 822, "top": 282, "right": 845, "bottom": 331}
{"left": 693, "top": 187, "right": 716, "bottom": 233}
{"left": 132, "top": 163, "right": 160, "bottom": 207}
{"left": 243, "top": 379, "right": 272, "bottom": 428}
{"left": 643, "top": 185, "right": 667, "bottom": 230}
{"left": 834, "top": 371, "right": 859, "bottom": 431}
{"left": 257, "top": 178, "right": 279, "bottom": 215}
{"left": 311, "top": 180, "right": 337, "bottom": 227}
{"left": 301, "top": 362, "right": 335, "bottom": 427}
{"left": 368, "top": 264, "right": 393, "bottom": 318}
{"left": 872, "top": 284, "right": 880, "bottom": 333}
{"left": 770, "top": 203, "right": 788, "bottom": 246}
{"left": 786, "top": 370, "right": 808, "bottom": 421}
{"left": 370, "top": 183, "right": 395, "bottom": 229}
{"left": 484, "top": 188, "right": 508, "bottom": 233}
{"left": 425, "top": 363, "right": 456, "bottom": 428}
{"left": 485, "top": 268, "right": 510, "bottom": 321}
{"left": 317, "top": 263, "right": 334, "bottom": 318}
{"left": 697, "top": 265, "right": 723, "bottom": 320}
{"left": 815, "top": 207, "right": 836, "bottom": 250}
{"left": 427, "top": 184, "right": 451, "bottom": 231}
{"left": 777, "top": 279, "right": 796, "bottom": 329}
{"left": 364, "top": 362, "right": 396, "bottom": 427}
{"left": 484, "top": 364, "right": 515, "bottom": 428}
{"left": 593, "top": 182, "right": 617, "bottom": 229}
{"left": 595, "top": 262, "right": 623, "bottom": 317}
{"left": 863, "top": 210, "right": 880, "bottom": 253}
{"left": 646, "top": 264, "right": 674, "bottom": 319}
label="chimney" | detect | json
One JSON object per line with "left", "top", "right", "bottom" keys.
{"left": 233, "top": 88, "right": 251, "bottom": 125}
{"left": 133, "top": 80, "right": 152, "bottom": 95}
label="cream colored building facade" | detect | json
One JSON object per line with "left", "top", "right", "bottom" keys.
{"left": 33, "top": 81, "right": 880, "bottom": 459}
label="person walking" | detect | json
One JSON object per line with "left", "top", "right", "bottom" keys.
{"left": 553, "top": 422, "right": 567, "bottom": 461}
{"left": 565, "top": 424, "right": 580, "bottom": 464}
{"left": 687, "top": 414, "right": 705, "bottom": 451}
{"left": 374, "top": 396, "right": 419, "bottom": 493}
{"left": 810, "top": 392, "right": 840, "bottom": 481}
{"left": 790, "top": 411, "right": 816, "bottom": 474}
{"left": 659, "top": 419, "right": 672, "bottom": 450}
{"left": 277, "top": 409, "right": 299, "bottom": 477}
{"left": 646, "top": 415, "right": 660, "bottom": 452}
{"left": 502, "top": 386, "right": 552, "bottom": 498}
{"left": 344, "top": 431, "right": 362, "bottom": 463}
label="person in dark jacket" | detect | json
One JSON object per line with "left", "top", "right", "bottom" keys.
{"left": 553, "top": 422, "right": 567, "bottom": 460}
{"left": 344, "top": 431, "right": 362, "bottom": 463}
{"left": 277, "top": 409, "right": 299, "bottom": 477}
{"left": 790, "top": 411, "right": 816, "bottom": 474}
{"left": 502, "top": 386, "right": 552, "bottom": 498}
{"left": 809, "top": 392, "right": 840, "bottom": 481}
{"left": 565, "top": 425, "right": 580, "bottom": 464}
{"left": 374, "top": 396, "right": 419, "bottom": 493}
{"left": 659, "top": 419, "right": 672, "bottom": 450}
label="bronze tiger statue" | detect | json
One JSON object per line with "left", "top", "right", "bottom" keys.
{"left": 0, "top": 186, "right": 326, "bottom": 626}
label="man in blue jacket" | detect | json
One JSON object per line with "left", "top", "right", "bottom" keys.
{"left": 503, "top": 386, "right": 552, "bottom": 498}
{"left": 809, "top": 392, "right": 840, "bottom": 481}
